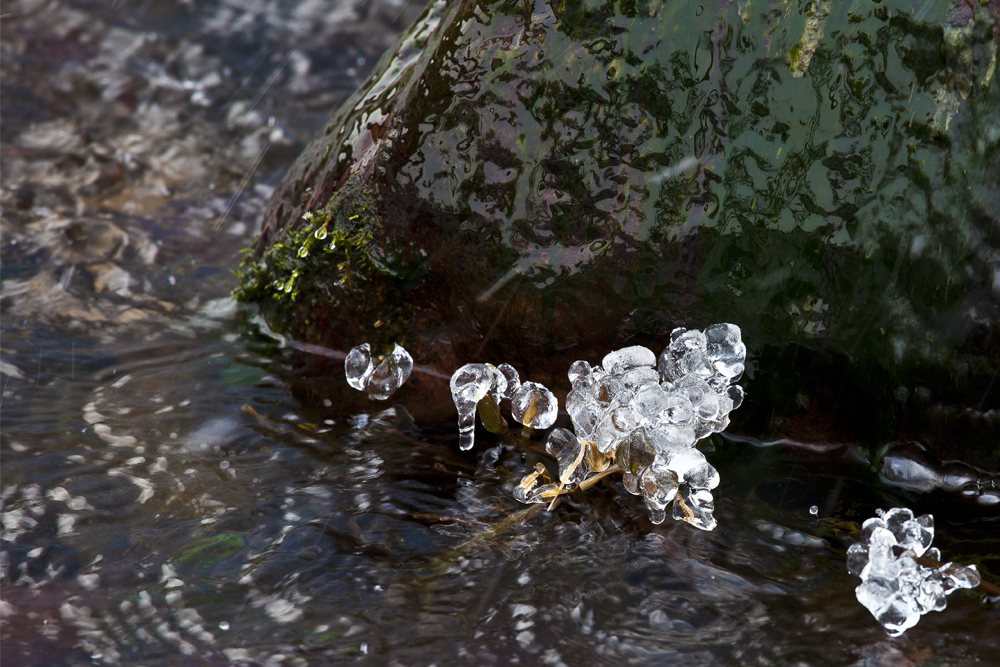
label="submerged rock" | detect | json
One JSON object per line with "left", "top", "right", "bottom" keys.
{"left": 237, "top": 0, "right": 1000, "bottom": 459}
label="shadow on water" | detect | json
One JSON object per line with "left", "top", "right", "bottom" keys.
{"left": 2, "top": 0, "right": 999, "bottom": 665}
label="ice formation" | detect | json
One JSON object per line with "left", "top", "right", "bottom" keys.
{"left": 517, "top": 323, "right": 746, "bottom": 530}
{"left": 344, "top": 343, "right": 413, "bottom": 400}
{"left": 450, "top": 363, "right": 529, "bottom": 450}
{"left": 847, "top": 507, "right": 981, "bottom": 636}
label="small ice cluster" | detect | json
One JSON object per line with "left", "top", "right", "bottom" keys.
{"left": 344, "top": 343, "right": 413, "bottom": 400}
{"left": 449, "top": 363, "right": 557, "bottom": 450}
{"left": 556, "top": 324, "right": 745, "bottom": 530}
{"left": 847, "top": 507, "right": 981, "bottom": 636}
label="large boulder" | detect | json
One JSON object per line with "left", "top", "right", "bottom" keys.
{"left": 237, "top": 0, "right": 1000, "bottom": 461}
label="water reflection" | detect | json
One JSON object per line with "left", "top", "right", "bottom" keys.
{"left": 2, "top": 0, "right": 999, "bottom": 665}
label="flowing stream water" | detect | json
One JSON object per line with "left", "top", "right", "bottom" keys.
{"left": 2, "top": 1, "right": 998, "bottom": 665}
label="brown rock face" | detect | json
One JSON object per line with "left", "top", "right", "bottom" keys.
{"left": 239, "top": 0, "right": 1000, "bottom": 459}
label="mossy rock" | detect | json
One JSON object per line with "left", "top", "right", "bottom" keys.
{"left": 238, "top": 0, "right": 1000, "bottom": 465}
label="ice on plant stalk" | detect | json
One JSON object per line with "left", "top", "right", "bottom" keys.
{"left": 345, "top": 343, "right": 412, "bottom": 399}
{"left": 848, "top": 508, "right": 982, "bottom": 636}
{"left": 367, "top": 344, "right": 413, "bottom": 400}
{"left": 345, "top": 343, "right": 374, "bottom": 391}
{"left": 500, "top": 324, "right": 746, "bottom": 530}
{"left": 511, "top": 381, "right": 558, "bottom": 429}
{"left": 450, "top": 363, "right": 507, "bottom": 451}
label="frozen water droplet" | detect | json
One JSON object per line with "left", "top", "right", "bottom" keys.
{"left": 704, "top": 323, "right": 746, "bottom": 379}
{"left": 366, "top": 344, "right": 413, "bottom": 400}
{"left": 496, "top": 363, "right": 521, "bottom": 400}
{"left": 672, "top": 485, "right": 716, "bottom": 531}
{"left": 511, "top": 381, "right": 558, "bottom": 429}
{"left": 601, "top": 345, "right": 656, "bottom": 375}
{"left": 545, "top": 428, "right": 590, "bottom": 486}
{"left": 345, "top": 343, "right": 374, "bottom": 391}
{"left": 568, "top": 360, "right": 595, "bottom": 390}
{"left": 450, "top": 363, "right": 501, "bottom": 450}
{"left": 809, "top": 505, "right": 819, "bottom": 516}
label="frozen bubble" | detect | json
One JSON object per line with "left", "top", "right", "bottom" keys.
{"left": 345, "top": 343, "right": 374, "bottom": 391}
{"left": 511, "top": 381, "right": 558, "bottom": 429}
{"left": 496, "top": 363, "right": 521, "bottom": 400}
{"left": 367, "top": 344, "right": 413, "bottom": 400}
{"left": 545, "top": 428, "right": 589, "bottom": 486}
{"left": 704, "top": 323, "right": 746, "bottom": 379}
{"left": 601, "top": 345, "right": 656, "bottom": 375}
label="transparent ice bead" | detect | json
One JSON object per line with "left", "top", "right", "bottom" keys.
{"left": 619, "top": 365, "right": 660, "bottom": 392}
{"left": 658, "top": 393, "right": 693, "bottom": 425}
{"left": 566, "top": 392, "right": 602, "bottom": 440}
{"left": 631, "top": 384, "right": 670, "bottom": 424}
{"left": 673, "top": 484, "right": 716, "bottom": 531}
{"left": 667, "top": 447, "right": 719, "bottom": 489}
{"left": 345, "top": 343, "right": 374, "bottom": 391}
{"left": 846, "top": 542, "right": 869, "bottom": 576}
{"left": 450, "top": 363, "right": 499, "bottom": 450}
{"left": 367, "top": 344, "right": 413, "bottom": 400}
{"left": 640, "top": 466, "right": 680, "bottom": 515}
{"left": 496, "top": 363, "right": 521, "bottom": 400}
{"left": 658, "top": 328, "right": 709, "bottom": 383}
{"left": 646, "top": 423, "right": 697, "bottom": 454}
{"left": 601, "top": 345, "right": 656, "bottom": 375}
{"left": 546, "top": 428, "right": 589, "bottom": 485}
{"left": 704, "top": 323, "right": 746, "bottom": 380}
{"left": 615, "top": 429, "right": 656, "bottom": 475}
{"left": 511, "top": 381, "right": 558, "bottom": 429}
{"left": 568, "top": 360, "right": 595, "bottom": 390}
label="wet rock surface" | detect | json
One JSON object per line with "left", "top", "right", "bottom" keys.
{"left": 241, "top": 0, "right": 1000, "bottom": 462}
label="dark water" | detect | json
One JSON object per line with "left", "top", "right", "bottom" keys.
{"left": 2, "top": 1, "right": 998, "bottom": 665}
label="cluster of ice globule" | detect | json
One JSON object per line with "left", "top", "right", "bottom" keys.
{"left": 449, "top": 362, "right": 558, "bottom": 450}
{"left": 546, "top": 324, "right": 746, "bottom": 530}
{"left": 344, "top": 343, "right": 413, "bottom": 400}
{"left": 847, "top": 508, "right": 981, "bottom": 636}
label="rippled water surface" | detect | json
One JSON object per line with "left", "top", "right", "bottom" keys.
{"left": 2, "top": 1, "right": 999, "bottom": 665}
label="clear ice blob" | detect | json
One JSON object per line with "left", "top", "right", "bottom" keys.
{"left": 601, "top": 345, "right": 656, "bottom": 375}
{"left": 673, "top": 485, "right": 716, "bottom": 531}
{"left": 511, "top": 381, "right": 558, "bottom": 429}
{"left": 450, "top": 363, "right": 502, "bottom": 450}
{"left": 345, "top": 343, "right": 374, "bottom": 391}
{"left": 568, "top": 360, "right": 595, "bottom": 390}
{"left": 367, "top": 344, "right": 413, "bottom": 400}
{"left": 496, "top": 363, "right": 521, "bottom": 400}
{"left": 545, "top": 428, "right": 590, "bottom": 486}
{"left": 704, "top": 323, "right": 746, "bottom": 379}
